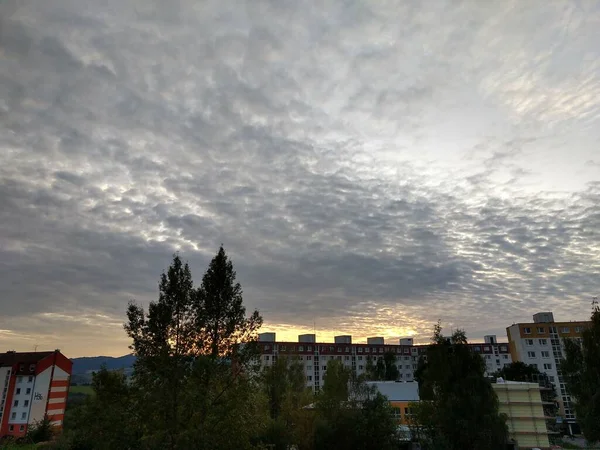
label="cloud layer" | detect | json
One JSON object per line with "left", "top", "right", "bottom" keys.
{"left": 1, "top": 0, "right": 599, "bottom": 356}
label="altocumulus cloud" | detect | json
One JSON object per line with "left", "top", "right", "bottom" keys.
{"left": 0, "top": 0, "right": 599, "bottom": 356}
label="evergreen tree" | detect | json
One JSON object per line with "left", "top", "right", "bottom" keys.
{"left": 413, "top": 322, "right": 508, "bottom": 450}
{"left": 124, "top": 254, "right": 196, "bottom": 449}
{"left": 561, "top": 299, "right": 600, "bottom": 443}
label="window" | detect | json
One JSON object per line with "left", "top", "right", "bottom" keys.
{"left": 539, "top": 339, "right": 547, "bottom": 346}
{"left": 17, "top": 376, "right": 23, "bottom": 384}
{"left": 11, "top": 412, "right": 16, "bottom": 420}
{"left": 543, "top": 363, "right": 552, "bottom": 370}
{"left": 19, "top": 364, "right": 24, "bottom": 371}
{"left": 344, "top": 356, "right": 350, "bottom": 361}
{"left": 485, "top": 355, "right": 491, "bottom": 359}
{"left": 500, "top": 345, "right": 507, "bottom": 352}
{"left": 392, "top": 407, "right": 401, "bottom": 419}
{"left": 525, "top": 339, "right": 534, "bottom": 346}
{"left": 13, "top": 400, "right": 18, "bottom": 407}
{"left": 575, "top": 327, "right": 582, "bottom": 333}
{"left": 21, "top": 412, "right": 26, "bottom": 419}
{"left": 503, "top": 355, "right": 508, "bottom": 359}
{"left": 345, "top": 347, "right": 350, "bottom": 353}
{"left": 20, "top": 425, "right": 25, "bottom": 432}
{"left": 524, "top": 327, "right": 531, "bottom": 334}
{"left": 537, "top": 327, "right": 545, "bottom": 333}
{"left": 16, "top": 388, "right": 20, "bottom": 395}
{"left": 496, "top": 359, "right": 500, "bottom": 365}
{"left": 337, "top": 347, "right": 342, "bottom": 352}
{"left": 541, "top": 351, "right": 550, "bottom": 358}
{"left": 379, "top": 348, "right": 384, "bottom": 353}
{"left": 412, "top": 364, "right": 417, "bottom": 369}
{"left": 549, "top": 376, "right": 555, "bottom": 382}
{"left": 280, "top": 345, "right": 286, "bottom": 351}
{"left": 474, "top": 346, "right": 481, "bottom": 352}
{"left": 358, "top": 356, "right": 363, "bottom": 361}
{"left": 359, "top": 365, "right": 364, "bottom": 370}
{"left": 365, "top": 348, "right": 370, "bottom": 353}
{"left": 405, "top": 365, "right": 411, "bottom": 369}
{"left": 26, "top": 388, "right": 31, "bottom": 395}
{"left": 404, "top": 356, "right": 409, "bottom": 361}
{"left": 358, "top": 347, "right": 363, "bottom": 353}
{"left": 8, "top": 425, "right": 13, "bottom": 432}
{"left": 561, "top": 327, "right": 570, "bottom": 334}
{"left": 24, "top": 400, "right": 29, "bottom": 407}
{"left": 27, "top": 376, "right": 33, "bottom": 383}
{"left": 264, "top": 345, "right": 270, "bottom": 351}
{"left": 322, "top": 366, "right": 326, "bottom": 371}
{"left": 306, "top": 365, "right": 312, "bottom": 370}
{"left": 399, "top": 373, "right": 403, "bottom": 378}
{"left": 484, "top": 346, "right": 490, "bottom": 352}
{"left": 264, "top": 355, "right": 270, "bottom": 361}
{"left": 306, "top": 376, "right": 312, "bottom": 381}
{"left": 298, "top": 346, "right": 304, "bottom": 351}
{"left": 29, "top": 364, "right": 35, "bottom": 372}
{"left": 307, "top": 355, "right": 312, "bottom": 361}
{"left": 404, "top": 348, "right": 409, "bottom": 354}
{"left": 527, "top": 351, "right": 536, "bottom": 358}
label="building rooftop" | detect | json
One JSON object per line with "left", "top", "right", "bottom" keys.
{"left": 367, "top": 381, "right": 420, "bottom": 402}
{"left": 0, "top": 351, "right": 55, "bottom": 367}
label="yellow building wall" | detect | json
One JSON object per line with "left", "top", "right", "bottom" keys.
{"left": 493, "top": 383, "right": 550, "bottom": 450}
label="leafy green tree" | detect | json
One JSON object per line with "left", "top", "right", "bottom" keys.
{"left": 414, "top": 322, "right": 508, "bottom": 450}
{"left": 561, "top": 299, "right": 600, "bottom": 443}
{"left": 124, "top": 247, "right": 265, "bottom": 449}
{"left": 364, "top": 351, "right": 399, "bottom": 381}
{"left": 314, "top": 360, "right": 398, "bottom": 450}
{"left": 62, "top": 367, "right": 141, "bottom": 450}
{"left": 125, "top": 254, "right": 196, "bottom": 449}
{"left": 260, "top": 357, "right": 314, "bottom": 450}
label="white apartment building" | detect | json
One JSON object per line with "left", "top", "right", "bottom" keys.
{"left": 258, "top": 332, "right": 512, "bottom": 393}
{"left": 507, "top": 311, "right": 590, "bottom": 434}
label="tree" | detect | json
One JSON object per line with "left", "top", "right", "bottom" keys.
{"left": 123, "top": 248, "right": 265, "bottom": 449}
{"left": 561, "top": 299, "right": 600, "bottom": 443}
{"left": 124, "top": 254, "right": 196, "bottom": 449}
{"left": 314, "top": 360, "right": 398, "bottom": 450}
{"left": 413, "top": 322, "right": 508, "bottom": 450}
{"left": 364, "top": 351, "right": 399, "bottom": 381}
{"left": 260, "top": 357, "right": 314, "bottom": 450}
{"left": 62, "top": 366, "right": 142, "bottom": 450}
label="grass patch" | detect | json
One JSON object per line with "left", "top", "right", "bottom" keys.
{"left": 68, "top": 385, "right": 93, "bottom": 395}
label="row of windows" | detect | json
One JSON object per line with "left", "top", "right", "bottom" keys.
{"left": 17, "top": 376, "right": 34, "bottom": 384}
{"left": 10, "top": 411, "right": 27, "bottom": 420}
{"left": 523, "top": 326, "right": 582, "bottom": 334}
{"left": 15, "top": 387, "right": 32, "bottom": 396}
{"left": 8, "top": 424, "right": 26, "bottom": 433}
{"left": 12, "top": 399, "right": 30, "bottom": 407}
{"left": 526, "top": 351, "right": 552, "bottom": 359}
{"left": 525, "top": 338, "right": 548, "bottom": 346}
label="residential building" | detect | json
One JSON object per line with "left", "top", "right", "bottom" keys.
{"left": 507, "top": 311, "right": 590, "bottom": 432}
{"left": 367, "top": 381, "right": 419, "bottom": 425}
{"left": 493, "top": 379, "right": 552, "bottom": 450}
{"left": 0, "top": 350, "right": 72, "bottom": 438}
{"left": 258, "top": 332, "right": 512, "bottom": 393}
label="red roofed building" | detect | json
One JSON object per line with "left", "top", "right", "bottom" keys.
{"left": 0, "top": 350, "right": 72, "bottom": 438}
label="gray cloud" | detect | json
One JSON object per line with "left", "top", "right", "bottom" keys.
{"left": 1, "top": 0, "right": 599, "bottom": 356}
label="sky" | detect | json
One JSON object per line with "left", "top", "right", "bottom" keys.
{"left": 1, "top": 0, "right": 599, "bottom": 358}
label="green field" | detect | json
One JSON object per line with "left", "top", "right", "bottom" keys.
{"left": 68, "top": 385, "right": 94, "bottom": 395}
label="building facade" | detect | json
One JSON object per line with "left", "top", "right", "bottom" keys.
{"left": 0, "top": 350, "right": 72, "bottom": 438}
{"left": 507, "top": 311, "right": 590, "bottom": 431}
{"left": 258, "top": 332, "right": 512, "bottom": 392}
{"left": 493, "top": 380, "right": 552, "bottom": 450}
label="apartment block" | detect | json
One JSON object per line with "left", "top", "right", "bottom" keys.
{"left": 493, "top": 380, "right": 552, "bottom": 450}
{"left": 507, "top": 311, "right": 590, "bottom": 433}
{"left": 0, "top": 350, "right": 72, "bottom": 438}
{"left": 258, "top": 332, "right": 512, "bottom": 392}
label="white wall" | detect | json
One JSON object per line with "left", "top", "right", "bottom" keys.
{"left": 28, "top": 367, "right": 51, "bottom": 425}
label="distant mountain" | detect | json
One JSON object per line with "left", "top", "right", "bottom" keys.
{"left": 71, "top": 354, "right": 136, "bottom": 375}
